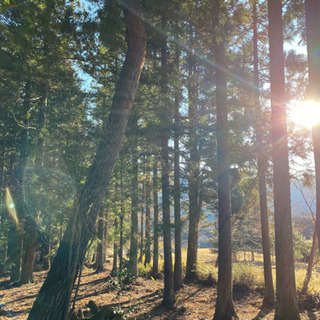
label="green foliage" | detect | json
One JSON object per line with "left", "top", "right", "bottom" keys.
{"left": 107, "top": 268, "right": 135, "bottom": 297}
{"left": 293, "top": 228, "right": 312, "bottom": 262}
{"left": 138, "top": 262, "right": 152, "bottom": 277}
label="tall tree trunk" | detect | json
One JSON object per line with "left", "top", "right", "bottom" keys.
{"left": 186, "top": 44, "right": 200, "bottom": 283}
{"left": 95, "top": 210, "right": 105, "bottom": 273}
{"left": 8, "top": 81, "right": 31, "bottom": 283}
{"left": 111, "top": 217, "right": 118, "bottom": 276}
{"left": 252, "top": 0, "right": 275, "bottom": 307}
{"left": 152, "top": 157, "right": 159, "bottom": 276}
{"left": 0, "top": 122, "right": 7, "bottom": 276}
{"left": 27, "top": 1, "right": 145, "bottom": 318}
{"left": 119, "top": 156, "right": 124, "bottom": 272}
{"left": 20, "top": 82, "right": 48, "bottom": 285}
{"left": 139, "top": 158, "right": 145, "bottom": 263}
{"left": 212, "top": 1, "right": 237, "bottom": 319}
{"left": 20, "top": 216, "right": 38, "bottom": 284}
{"left": 302, "top": 226, "right": 317, "bottom": 294}
{"left": 268, "top": 1, "right": 299, "bottom": 319}
{"left": 173, "top": 46, "right": 182, "bottom": 291}
{"left": 305, "top": 0, "right": 320, "bottom": 258}
{"left": 129, "top": 132, "right": 139, "bottom": 276}
{"left": 160, "top": 8, "right": 175, "bottom": 307}
{"left": 145, "top": 160, "right": 151, "bottom": 266}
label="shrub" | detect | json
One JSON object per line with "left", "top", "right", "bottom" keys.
{"left": 232, "top": 262, "right": 258, "bottom": 290}
{"left": 195, "top": 262, "right": 218, "bottom": 285}
{"left": 137, "top": 262, "right": 152, "bottom": 277}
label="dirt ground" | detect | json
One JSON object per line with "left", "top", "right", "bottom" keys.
{"left": 0, "top": 263, "right": 319, "bottom": 320}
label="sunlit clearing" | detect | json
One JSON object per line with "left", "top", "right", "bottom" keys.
{"left": 289, "top": 100, "right": 320, "bottom": 128}
{"left": 5, "top": 187, "right": 19, "bottom": 225}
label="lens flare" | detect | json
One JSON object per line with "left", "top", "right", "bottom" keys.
{"left": 289, "top": 100, "right": 320, "bottom": 128}
{"left": 5, "top": 187, "right": 19, "bottom": 225}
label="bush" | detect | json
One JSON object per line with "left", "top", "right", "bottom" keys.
{"left": 107, "top": 268, "right": 135, "bottom": 297}
{"left": 195, "top": 262, "right": 218, "bottom": 285}
{"left": 137, "top": 262, "right": 152, "bottom": 277}
{"left": 232, "top": 262, "right": 257, "bottom": 290}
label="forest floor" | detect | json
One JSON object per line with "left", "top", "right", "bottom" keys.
{"left": 1, "top": 251, "right": 320, "bottom": 319}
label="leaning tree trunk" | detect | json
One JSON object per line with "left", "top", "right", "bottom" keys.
{"left": 252, "top": 0, "right": 274, "bottom": 307}
{"left": 27, "top": 1, "right": 146, "bottom": 318}
{"left": 268, "top": 0, "right": 299, "bottom": 319}
{"left": 212, "top": 0, "right": 237, "bottom": 319}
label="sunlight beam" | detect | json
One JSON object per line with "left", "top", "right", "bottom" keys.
{"left": 5, "top": 187, "right": 19, "bottom": 225}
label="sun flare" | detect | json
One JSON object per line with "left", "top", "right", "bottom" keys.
{"left": 289, "top": 100, "right": 320, "bottom": 128}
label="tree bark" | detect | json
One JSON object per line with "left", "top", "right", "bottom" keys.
{"left": 152, "top": 157, "right": 159, "bottom": 276}
{"left": 95, "top": 210, "right": 105, "bottom": 273}
{"left": 145, "top": 160, "right": 151, "bottom": 266}
{"left": 139, "top": 158, "right": 145, "bottom": 264}
{"left": 252, "top": 0, "right": 275, "bottom": 307}
{"left": 129, "top": 132, "right": 139, "bottom": 276}
{"left": 20, "top": 216, "right": 38, "bottom": 284}
{"left": 302, "top": 226, "right": 317, "bottom": 294}
{"left": 160, "top": 9, "right": 175, "bottom": 307}
{"left": 20, "top": 82, "right": 48, "bottom": 285}
{"left": 173, "top": 46, "right": 182, "bottom": 291}
{"left": 119, "top": 157, "right": 124, "bottom": 272}
{"left": 305, "top": 0, "right": 320, "bottom": 259}
{"left": 111, "top": 217, "right": 118, "bottom": 276}
{"left": 27, "top": 1, "right": 145, "bottom": 318}
{"left": 268, "top": 1, "right": 299, "bottom": 319}
{"left": 8, "top": 81, "right": 31, "bottom": 283}
{"left": 212, "top": 1, "right": 237, "bottom": 319}
{"left": 186, "top": 44, "right": 200, "bottom": 283}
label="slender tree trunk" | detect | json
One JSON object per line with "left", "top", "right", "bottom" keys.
{"left": 160, "top": 9, "right": 175, "bottom": 307}
{"left": 119, "top": 157, "right": 124, "bottom": 272}
{"left": 20, "top": 83, "right": 48, "bottom": 285}
{"left": 139, "top": 159, "right": 145, "bottom": 263}
{"left": 145, "top": 160, "right": 151, "bottom": 266}
{"left": 20, "top": 216, "right": 38, "bottom": 284}
{"left": 268, "top": 1, "right": 299, "bottom": 319}
{"left": 8, "top": 81, "right": 31, "bottom": 283}
{"left": 103, "top": 210, "right": 108, "bottom": 263}
{"left": 305, "top": 0, "right": 320, "bottom": 258}
{"left": 152, "top": 157, "right": 159, "bottom": 276}
{"left": 95, "top": 210, "right": 105, "bottom": 273}
{"left": 173, "top": 46, "right": 182, "bottom": 291}
{"left": 111, "top": 217, "right": 118, "bottom": 276}
{"left": 129, "top": 133, "right": 139, "bottom": 276}
{"left": 252, "top": 0, "right": 275, "bottom": 307}
{"left": 302, "top": 226, "right": 317, "bottom": 294}
{"left": 27, "top": 1, "right": 145, "bottom": 317}
{"left": 0, "top": 123, "right": 9, "bottom": 276}
{"left": 212, "top": 1, "right": 237, "bottom": 319}
{"left": 186, "top": 44, "right": 200, "bottom": 283}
